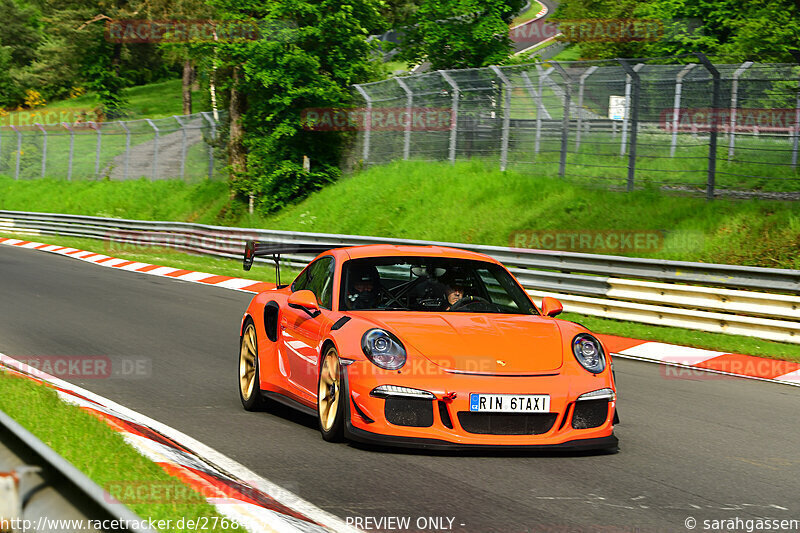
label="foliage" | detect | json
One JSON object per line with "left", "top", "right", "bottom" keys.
{"left": 399, "top": 0, "right": 526, "bottom": 70}
{"left": 208, "top": 0, "right": 385, "bottom": 211}
{"left": 553, "top": 0, "right": 800, "bottom": 62}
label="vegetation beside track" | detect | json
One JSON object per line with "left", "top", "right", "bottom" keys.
{"left": 0, "top": 371, "right": 236, "bottom": 532}
{"left": 2, "top": 159, "right": 798, "bottom": 359}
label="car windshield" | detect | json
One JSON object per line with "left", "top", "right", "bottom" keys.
{"left": 340, "top": 257, "right": 538, "bottom": 315}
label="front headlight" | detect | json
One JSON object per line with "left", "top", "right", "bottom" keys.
{"left": 361, "top": 329, "right": 406, "bottom": 370}
{"left": 572, "top": 333, "right": 606, "bottom": 374}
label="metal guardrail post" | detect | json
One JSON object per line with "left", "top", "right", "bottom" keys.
{"left": 793, "top": 75, "right": 800, "bottom": 169}
{"left": 201, "top": 112, "right": 216, "bottom": 179}
{"left": 550, "top": 61, "right": 572, "bottom": 178}
{"left": 173, "top": 115, "right": 187, "bottom": 180}
{"left": 354, "top": 84, "right": 372, "bottom": 164}
{"left": 670, "top": 63, "right": 696, "bottom": 157}
{"left": 440, "top": 71, "right": 459, "bottom": 164}
{"left": 10, "top": 126, "right": 21, "bottom": 180}
{"left": 696, "top": 53, "right": 721, "bottom": 200}
{"left": 728, "top": 61, "right": 753, "bottom": 161}
{"left": 490, "top": 66, "right": 512, "bottom": 171}
{"left": 534, "top": 65, "right": 554, "bottom": 155}
{"left": 120, "top": 121, "right": 131, "bottom": 181}
{"left": 35, "top": 123, "right": 47, "bottom": 179}
{"left": 394, "top": 78, "right": 413, "bottom": 160}
{"left": 575, "top": 66, "right": 598, "bottom": 151}
{"left": 618, "top": 60, "right": 643, "bottom": 191}
{"left": 92, "top": 121, "right": 102, "bottom": 177}
{"left": 146, "top": 118, "right": 159, "bottom": 180}
{"left": 61, "top": 123, "right": 75, "bottom": 181}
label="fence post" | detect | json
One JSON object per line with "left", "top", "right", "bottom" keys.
{"left": 793, "top": 75, "right": 800, "bottom": 169}
{"left": 534, "top": 65, "right": 555, "bottom": 155}
{"left": 440, "top": 71, "right": 459, "bottom": 164}
{"left": 728, "top": 61, "right": 753, "bottom": 161}
{"left": 696, "top": 52, "right": 720, "bottom": 200}
{"left": 10, "top": 126, "right": 21, "bottom": 180}
{"left": 92, "top": 121, "right": 102, "bottom": 177}
{"left": 62, "top": 123, "right": 74, "bottom": 181}
{"left": 618, "top": 60, "right": 642, "bottom": 192}
{"left": 670, "top": 63, "right": 696, "bottom": 157}
{"left": 120, "top": 121, "right": 131, "bottom": 180}
{"left": 550, "top": 61, "right": 572, "bottom": 178}
{"left": 173, "top": 115, "right": 187, "bottom": 180}
{"left": 521, "top": 71, "right": 551, "bottom": 120}
{"left": 201, "top": 112, "right": 216, "bottom": 179}
{"left": 490, "top": 65, "right": 512, "bottom": 171}
{"left": 620, "top": 63, "right": 644, "bottom": 157}
{"left": 575, "top": 66, "right": 598, "bottom": 151}
{"left": 394, "top": 77, "right": 413, "bottom": 160}
{"left": 36, "top": 123, "right": 47, "bottom": 179}
{"left": 354, "top": 84, "right": 371, "bottom": 164}
{"left": 146, "top": 119, "right": 159, "bottom": 180}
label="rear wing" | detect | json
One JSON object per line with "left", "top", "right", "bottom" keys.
{"left": 243, "top": 240, "right": 332, "bottom": 286}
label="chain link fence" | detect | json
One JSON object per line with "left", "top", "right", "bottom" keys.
{"left": 353, "top": 56, "right": 800, "bottom": 198}
{"left": 0, "top": 112, "right": 226, "bottom": 182}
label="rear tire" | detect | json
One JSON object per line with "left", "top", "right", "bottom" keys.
{"left": 239, "top": 320, "right": 266, "bottom": 411}
{"left": 318, "top": 346, "right": 345, "bottom": 442}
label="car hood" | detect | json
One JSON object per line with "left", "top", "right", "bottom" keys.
{"left": 353, "top": 312, "right": 563, "bottom": 374}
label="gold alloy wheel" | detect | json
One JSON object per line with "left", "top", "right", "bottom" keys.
{"left": 239, "top": 323, "right": 257, "bottom": 401}
{"left": 318, "top": 348, "right": 341, "bottom": 432}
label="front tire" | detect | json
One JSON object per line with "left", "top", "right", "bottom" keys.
{"left": 239, "top": 320, "right": 266, "bottom": 411}
{"left": 318, "top": 346, "right": 345, "bottom": 442}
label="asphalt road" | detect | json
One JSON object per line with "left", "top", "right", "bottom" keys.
{"left": 1, "top": 244, "right": 799, "bottom": 533}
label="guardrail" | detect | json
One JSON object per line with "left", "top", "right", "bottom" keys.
{"left": 0, "top": 409, "right": 155, "bottom": 533}
{"left": 1, "top": 210, "right": 798, "bottom": 345}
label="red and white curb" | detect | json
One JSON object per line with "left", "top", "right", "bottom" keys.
{"left": 0, "top": 353, "right": 359, "bottom": 533}
{"left": 0, "top": 237, "right": 276, "bottom": 294}
{"left": 599, "top": 334, "right": 800, "bottom": 387}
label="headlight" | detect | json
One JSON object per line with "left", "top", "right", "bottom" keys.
{"left": 572, "top": 333, "right": 606, "bottom": 374}
{"left": 361, "top": 329, "right": 406, "bottom": 370}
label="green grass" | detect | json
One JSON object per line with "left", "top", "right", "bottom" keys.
{"left": 0, "top": 177, "right": 231, "bottom": 222}
{"left": 260, "top": 160, "right": 800, "bottom": 269}
{"left": 551, "top": 44, "right": 583, "bottom": 61}
{"left": 0, "top": 371, "right": 236, "bottom": 532}
{"left": 562, "top": 312, "right": 800, "bottom": 362}
{"left": 511, "top": 1, "right": 545, "bottom": 26}
{"left": 19, "top": 79, "right": 209, "bottom": 121}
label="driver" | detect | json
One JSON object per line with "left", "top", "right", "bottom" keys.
{"left": 346, "top": 264, "right": 380, "bottom": 310}
{"left": 439, "top": 271, "right": 470, "bottom": 311}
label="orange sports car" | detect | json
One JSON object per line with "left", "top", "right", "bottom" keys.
{"left": 238, "top": 242, "right": 618, "bottom": 451}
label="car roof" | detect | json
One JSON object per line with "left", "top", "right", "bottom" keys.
{"left": 324, "top": 244, "right": 500, "bottom": 264}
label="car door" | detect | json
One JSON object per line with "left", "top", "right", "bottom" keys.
{"left": 281, "top": 256, "right": 335, "bottom": 397}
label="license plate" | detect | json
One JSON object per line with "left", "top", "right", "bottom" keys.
{"left": 469, "top": 393, "right": 550, "bottom": 413}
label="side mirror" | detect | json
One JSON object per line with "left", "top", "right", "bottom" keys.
{"left": 541, "top": 297, "right": 563, "bottom": 317}
{"left": 288, "top": 290, "right": 320, "bottom": 316}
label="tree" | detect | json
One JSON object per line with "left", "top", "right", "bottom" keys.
{"left": 398, "top": 0, "right": 526, "bottom": 70}
{"left": 209, "top": 0, "right": 384, "bottom": 211}
{"left": 554, "top": 0, "right": 800, "bottom": 63}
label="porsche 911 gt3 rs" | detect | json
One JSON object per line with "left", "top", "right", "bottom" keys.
{"left": 238, "top": 242, "right": 618, "bottom": 450}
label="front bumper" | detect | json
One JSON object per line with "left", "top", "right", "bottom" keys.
{"left": 341, "top": 359, "right": 618, "bottom": 450}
